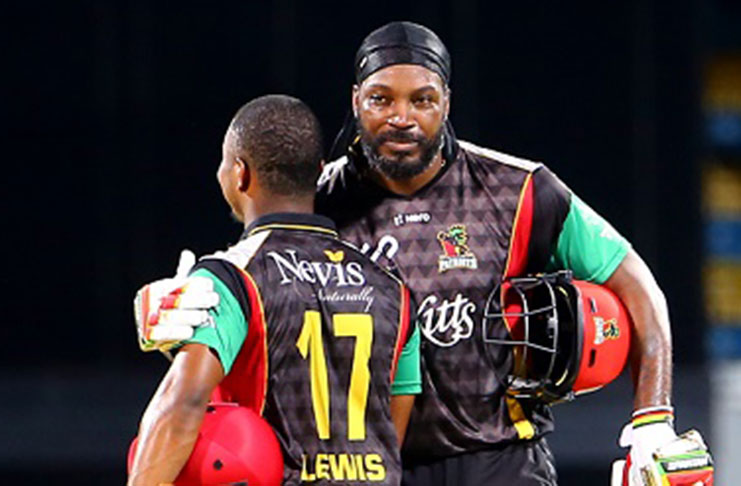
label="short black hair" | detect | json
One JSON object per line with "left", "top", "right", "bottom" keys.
{"left": 228, "top": 95, "right": 323, "bottom": 196}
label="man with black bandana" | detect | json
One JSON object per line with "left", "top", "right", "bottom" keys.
{"left": 137, "top": 21, "right": 712, "bottom": 486}
{"left": 315, "top": 21, "right": 675, "bottom": 486}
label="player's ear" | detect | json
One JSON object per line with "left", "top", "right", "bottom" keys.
{"left": 352, "top": 85, "right": 360, "bottom": 118}
{"left": 235, "top": 156, "right": 251, "bottom": 192}
{"left": 444, "top": 86, "right": 451, "bottom": 120}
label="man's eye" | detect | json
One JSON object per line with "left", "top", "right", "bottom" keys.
{"left": 369, "top": 94, "right": 387, "bottom": 104}
{"left": 414, "top": 96, "right": 434, "bottom": 106}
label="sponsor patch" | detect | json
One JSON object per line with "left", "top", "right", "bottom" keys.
{"left": 437, "top": 224, "right": 478, "bottom": 272}
{"left": 267, "top": 249, "right": 366, "bottom": 287}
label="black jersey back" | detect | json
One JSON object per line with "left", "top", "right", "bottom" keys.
{"left": 196, "top": 214, "right": 413, "bottom": 485}
{"left": 316, "top": 141, "right": 574, "bottom": 460}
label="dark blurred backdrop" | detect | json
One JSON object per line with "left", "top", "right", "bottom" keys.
{"left": 4, "top": 1, "right": 740, "bottom": 484}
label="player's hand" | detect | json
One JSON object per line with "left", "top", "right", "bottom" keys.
{"left": 133, "top": 250, "right": 219, "bottom": 353}
{"left": 611, "top": 407, "right": 713, "bottom": 486}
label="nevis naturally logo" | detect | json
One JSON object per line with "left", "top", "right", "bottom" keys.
{"left": 267, "top": 249, "right": 366, "bottom": 287}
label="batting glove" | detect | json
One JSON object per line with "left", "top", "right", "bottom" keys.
{"left": 611, "top": 406, "right": 714, "bottom": 486}
{"left": 133, "top": 250, "right": 219, "bottom": 353}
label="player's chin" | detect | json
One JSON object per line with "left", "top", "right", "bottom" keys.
{"left": 372, "top": 156, "right": 431, "bottom": 180}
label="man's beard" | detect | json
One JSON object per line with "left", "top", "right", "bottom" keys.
{"left": 356, "top": 120, "right": 445, "bottom": 181}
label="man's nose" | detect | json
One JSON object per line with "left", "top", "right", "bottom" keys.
{"left": 387, "top": 103, "right": 415, "bottom": 129}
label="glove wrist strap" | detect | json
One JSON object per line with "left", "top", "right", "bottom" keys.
{"left": 632, "top": 405, "right": 674, "bottom": 429}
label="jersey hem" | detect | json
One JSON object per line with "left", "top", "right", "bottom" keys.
{"left": 391, "top": 383, "right": 423, "bottom": 395}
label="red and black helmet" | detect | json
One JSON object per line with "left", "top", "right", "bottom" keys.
{"left": 482, "top": 271, "right": 632, "bottom": 404}
{"left": 128, "top": 402, "right": 284, "bottom": 485}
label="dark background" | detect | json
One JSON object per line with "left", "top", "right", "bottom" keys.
{"left": 3, "top": 0, "right": 738, "bottom": 484}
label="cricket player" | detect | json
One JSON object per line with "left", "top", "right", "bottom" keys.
{"left": 315, "top": 22, "right": 711, "bottom": 486}
{"left": 129, "top": 95, "right": 421, "bottom": 486}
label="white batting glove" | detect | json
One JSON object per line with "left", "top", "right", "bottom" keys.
{"left": 611, "top": 407, "right": 714, "bottom": 486}
{"left": 133, "top": 250, "right": 219, "bottom": 352}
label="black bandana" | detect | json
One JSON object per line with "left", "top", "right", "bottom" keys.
{"left": 354, "top": 21, "right": 451, "bottom": 84}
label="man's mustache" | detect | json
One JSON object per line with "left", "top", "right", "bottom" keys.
{"left": 375, "top": 130, "right": 424, "bottom": 144}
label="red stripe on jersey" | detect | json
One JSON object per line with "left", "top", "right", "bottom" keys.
{"left": 390, "top": 285, "right": 411, "bottom": 383}
{"left": 501, "top": 173, "right": 534, "bottom": 336}
{"left": 211, "top": 269, "right": 269, "bottom": 415}
{"left": 503, "top": 173, "right": 535, "bottom": 279}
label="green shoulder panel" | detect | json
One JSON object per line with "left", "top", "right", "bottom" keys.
{"left": 184, "top": 268, "right": 248, "bottom": 375}
{"left": 548, "top": 194, "right": 631, "bottom": 283}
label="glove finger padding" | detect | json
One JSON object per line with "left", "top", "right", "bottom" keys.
{"left": 147, "top": 324, "right": 195, "bottom": 343}
{"left": 133, "top": 250, "right": 220, "bottom": 353}
{"left": 652, "top": 430, "right": 713, "bottom": 486}
{"left": 156, "top": 309, "right": 212, "bottom": 327}
{"left": 136, "top": 304, "right": 212, "bottom": 352}
{"left": 159, "top": 277, "right": 220, "bottom": 310}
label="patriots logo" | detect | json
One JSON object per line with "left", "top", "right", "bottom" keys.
{"left": 437, "top": 224, "right": 478, "bottom": 272}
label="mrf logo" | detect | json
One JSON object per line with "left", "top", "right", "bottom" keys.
{"left": 593, "top": 317, "right": 620, "bottom": 345}
{"left": 437, "top": 224, "right": 478, "bottom": 272}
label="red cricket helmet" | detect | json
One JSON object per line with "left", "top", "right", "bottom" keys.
{"left": 128, "top": 402, "right": 283, "bottom": 485}
{"left": 482, "top": 271, "right": 632, "bottom": 404}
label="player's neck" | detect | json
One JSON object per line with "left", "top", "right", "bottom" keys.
{"left": 370, "top": 151, "right": 444, "bottom": 196}
{"left": 240, "top": 195, "right": 315, "bottom": 227}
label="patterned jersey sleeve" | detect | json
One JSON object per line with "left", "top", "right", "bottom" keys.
{"left": 391, "top": 291, "right": 422, "bottom": 396}
{"left": 526, "top": 166, "right": 631, "bottom": 283}
{"left": 183, "top": 259, "right": 251, "bottom": 375}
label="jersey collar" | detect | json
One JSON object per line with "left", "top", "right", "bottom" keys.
{"left": 243, "top": 212, "right": 339, "bottom": 238}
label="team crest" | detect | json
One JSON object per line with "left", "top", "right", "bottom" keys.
{"left": 437, "top": 224, "right": 478, "bottom": 273}
{"left": 593, "top": 317, "right": 620, "bottom": 345}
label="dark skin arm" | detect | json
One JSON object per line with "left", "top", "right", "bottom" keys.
{"left": 604, "top": 249, "right": 672, "bottom": 409}
{"left": 127, "top": 344, "right": 224, "bottom": 486}
{"left": 390, "top": 394, "right": 415, "bottom": 446}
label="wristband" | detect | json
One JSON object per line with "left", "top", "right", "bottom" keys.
{"left": 632, "top": 405, "right": 674, "bottom": 429}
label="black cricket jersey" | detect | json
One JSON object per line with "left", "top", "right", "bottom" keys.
{"left": 186, "top": 213, "right": 421, "bottom": 485}
{"left": 315, "top": 140, "right": 630, "bottom": 460}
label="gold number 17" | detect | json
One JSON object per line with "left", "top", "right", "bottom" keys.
{"left": 296, "top": 311, "right": 373, "bottom": 441}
